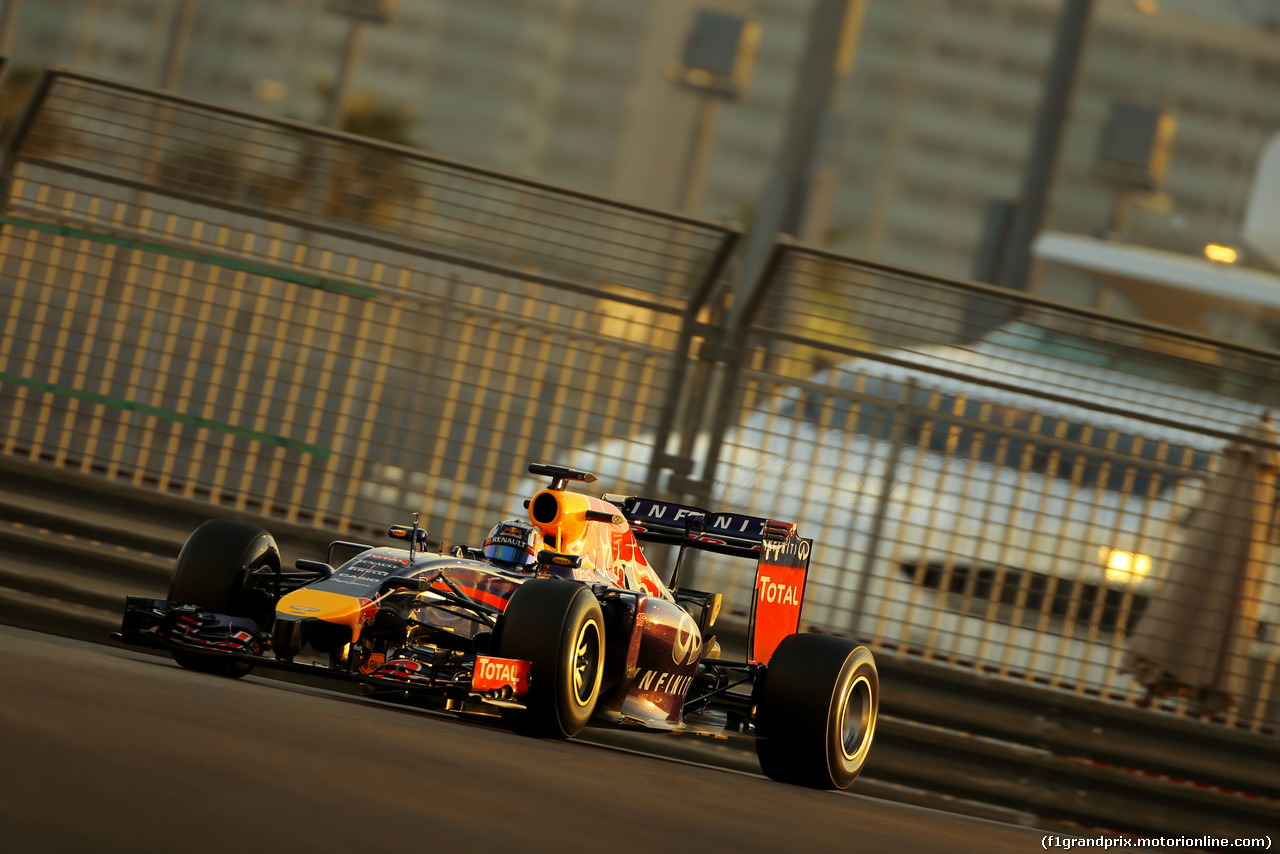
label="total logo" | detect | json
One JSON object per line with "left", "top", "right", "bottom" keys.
{"left": 756, "top": 576, "right": 800, "bottom": 606}
{"left": 476, "top": 658, "right": 521, "bottom": 683}
{"left": 472, "top": 655, "right": 530, "bottom": 694}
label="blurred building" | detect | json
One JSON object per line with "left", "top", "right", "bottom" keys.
{"left": 712, "top": 0, "right": 1280, "bottom": 280}
{"left": 7, "top": 0, "right": 1280, "bottom": 333}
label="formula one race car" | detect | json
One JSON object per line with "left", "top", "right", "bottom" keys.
{"left": 115, "top": 464, "right": 878, "bottom": 789}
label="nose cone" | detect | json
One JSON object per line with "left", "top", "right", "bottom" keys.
{"left": 276, "top": 589, "right": 376, "bottom": 643}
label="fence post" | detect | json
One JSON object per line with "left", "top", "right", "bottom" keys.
{"left": 0, "top": 65, "right": 57, "bottom": 212}
{"left": 680, "top": 239, "right": 789, "bottom": 505}
{"left": 847, "top": 378, "right": 914, "bottom": 635}
{"left": 643, "top": 229, "right": 740, "bottom": 495}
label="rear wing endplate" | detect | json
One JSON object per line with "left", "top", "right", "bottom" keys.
{"left": 748, "top": 529, "right": 812, "bottom": 664}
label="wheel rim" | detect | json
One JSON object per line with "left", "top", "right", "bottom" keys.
{"left": 838, "top": 674, "right": 874, "bottom": 761}
{"left": 570, "top": 618, "right": 602, "bottom": 708}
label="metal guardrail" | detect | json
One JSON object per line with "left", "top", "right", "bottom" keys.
{"left": 4, "top": 70, "right": 1280, "bottom": 743}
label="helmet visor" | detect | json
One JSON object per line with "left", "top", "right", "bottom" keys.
{"left": 486, "top": 542, "right": 533, "bottom": 566}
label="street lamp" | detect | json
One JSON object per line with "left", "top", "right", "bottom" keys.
{"left": 668, "top": 10, "right": 759, "bottom": 214}
{"left": 157, "top": 0, "right": 198, "bottom": 90}
{"left": 323, "top": 0, "right": 395, "bottom": 129}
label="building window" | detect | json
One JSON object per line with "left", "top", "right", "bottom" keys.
{"left": 900, "top": 177, "right": 953, "bottom": 206}
{"left": 976, "top": 149, "right": 1020, "bottom": 172}
{"left": 912, "top": 134, "right": 962, "bottom": 161}
{"left": 1011, "top": 5, "right": 1055, "bottom": 30}
{"left": 934, "top": 40, "right": 985, "bottom": 67}
{"left": 1239, "top": 109, "right": 1280, "bottom": 132}
{"left": 948, "top": 0, "right": 995, "bottom": 18}
{"left": 1253, "top": 60, "right": 1280, "bottom": 85}
{"left": 997, "top": 54, "right": 1042, "bottom": 79}
{"left": 1174, "top": 142, "right": 1214, "bottom": 168}
{"left": 989, "top": 99, "right": 1034, "bottom": 124}
{"left": 1174, "top": 95, "right": 1226, "bottom": 122}
{"left": 1092, "top": 25, "right": 1141, "bottom": 55}
{"left": 1187, "top": 46, "right": 1237, "bottom": 76}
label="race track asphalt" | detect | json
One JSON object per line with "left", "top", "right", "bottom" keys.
{"left": 0, "top": 625, "right": 1045, "bottom": 854}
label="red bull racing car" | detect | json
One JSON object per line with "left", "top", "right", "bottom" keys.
{"left": 115, "top": 464, "right": 879, "bottom": 789}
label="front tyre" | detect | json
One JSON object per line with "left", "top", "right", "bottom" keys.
{"left": 496, "top": 579, "right": 604, "bottom": 738}
{"left": 753, "top": 634, "right": 878, "bottom": 789}
{"left": 168, "top": 519, "right": 280, "bottom": 678}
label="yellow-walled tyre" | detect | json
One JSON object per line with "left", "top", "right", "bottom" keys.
{"left": 754, "top": 634, "right": 878, "bottom": 789}
{"left": 496, "top": 579, "right": 604, "bottom": 738}
{"left": 168, "top": 519, "right": 280, "bottom": 678}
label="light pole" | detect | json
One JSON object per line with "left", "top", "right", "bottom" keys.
{"left": 997, "top": 0, "right": 1095, "bottom": 292}
{"left": 668, "top": 10, "right": 759, "bottom": 215}
{"left": 728, "top": 0, "right": 866, "bottom": 332}
{"left": 323, "top": 0, "right": 394, "bottom": 129}
{"left": 964, "top": 0, "right": 1093, "bottom": 341}
{"left": 0, "top": 0, "right": 21, "bottom": 58}
{"left": 157, "top": 0, "right": 197, "bottom": 91}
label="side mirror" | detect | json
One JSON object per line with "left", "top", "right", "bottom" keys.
{"left": 382, "top": 576, "right": 429, "bottom": 593}
{"left": 537, "top": 549, "right": 583, "bottom": 570}
{"left": 294, "top": 558, "right": 333, "bottom": 579}
{"left": 388, "top": 525, "right": 428, "bottom": 545}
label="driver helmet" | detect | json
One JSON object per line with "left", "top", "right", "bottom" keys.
{"left": 483, "top": 520, "right": 542, "bottom": 569}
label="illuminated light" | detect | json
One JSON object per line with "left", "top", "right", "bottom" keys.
{"left": 1204, "top": 243, "right": 1238, "bottom": 264}
{"left": 1101, "top": 548, "right": 1153, "bottom": 585}
{"left": 685, "top": 68, "right": 713, "bottom": 88}
{"left": 251, "top": 78, "right": 289, "bottom": 103}
{"left": 1133, "top": 0, "right": 1159, "bottom": 17}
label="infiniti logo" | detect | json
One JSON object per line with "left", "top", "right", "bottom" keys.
{"left": 289, "top": 605, "right": 320, "bottom": 612}
{"left": 671, "top": 611, "right": 700, "bottom": 666}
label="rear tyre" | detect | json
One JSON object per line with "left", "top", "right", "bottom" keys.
{"left": 753, "top": 634, "right": 878, "bottom": 789}
{"left": 168, "top": 519, "right": 280, "bottom": 678}
{"left": 495, "top": 579, "right": 604, "bottom": 738}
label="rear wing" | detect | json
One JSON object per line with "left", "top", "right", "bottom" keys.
{"left": 603, "top": 495, "right": 785, "bottom": 559}
{"left": 604, "top": 495, "right": 811, "bottom": 664}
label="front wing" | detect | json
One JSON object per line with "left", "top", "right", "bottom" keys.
{"left": 114, "top": 597, "right": 531, "bottom": 709}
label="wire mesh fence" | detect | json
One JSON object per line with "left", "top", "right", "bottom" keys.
{"left": 7, "top": 71, "right": 735, "bottom": 303}
{"left": 0, "top": 69, "right": 735, "bottom": 546}
{"left": 4, "top": 70, "right": 1280, "bottom": 732}
{"left": 640, "top": 243, "right": 1280, "bottom": 731}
